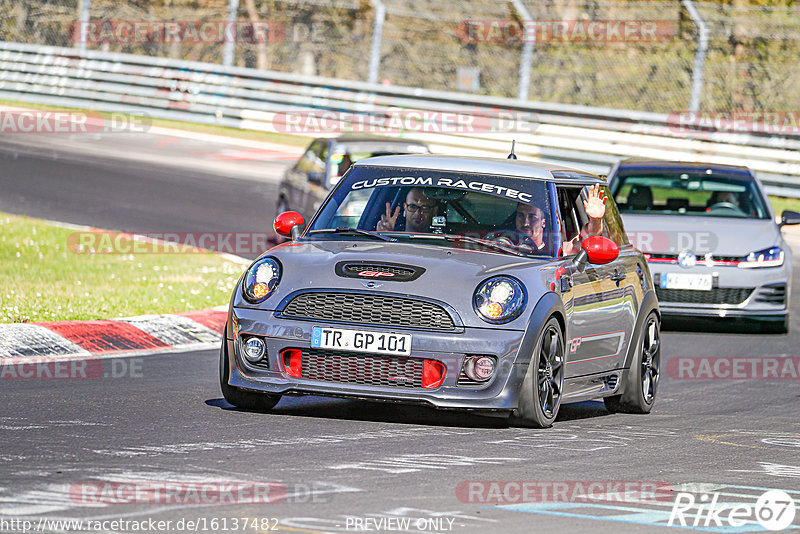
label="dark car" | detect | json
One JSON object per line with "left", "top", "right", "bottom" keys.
{"left": 276, "top": 136, "right": 430, "bottom": 218}
{"left": 608, "top": 159, "right": 800, "bottom": 332}
{"left": 222, "top": 155, "right": 660, "bottom": 428}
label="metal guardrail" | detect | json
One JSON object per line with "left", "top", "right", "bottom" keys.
{"left": 2, "top": 40, "right": 800, "bottom": 197}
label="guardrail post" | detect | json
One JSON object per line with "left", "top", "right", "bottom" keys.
{"left": 77, "top": 0, "right": 91, "bottom": 54}
{"left": 368, "top": 0, "right": 386, "bottom": 84}
{"left": 682, "top": 0, "right": 709, "bottom": 112}
{"left": 223, "top": 0, "right": 240, "bottom": 67}
{"left": 511, "top": 0, "right": 535, "bottom": 100}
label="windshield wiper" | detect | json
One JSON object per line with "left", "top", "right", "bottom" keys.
{"left": 443, "top": 234, "right": 527, "bottom": 257}
{"left": 306, "top": 228, "right": 397, "bottom": 242}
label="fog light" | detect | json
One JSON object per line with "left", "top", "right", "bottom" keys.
{"left": 422, "top": 360, "right": 446, "bottom": 389}
{"left": 281, "top": 348, "right": 303, "bottom": 378}
{"left": 242, "top": 337, "right": 265, "bottom": 362}
{"left": 463, "top": 356, "right": 496, "bottom": 382}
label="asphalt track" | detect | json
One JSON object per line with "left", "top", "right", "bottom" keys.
{"left": 1, "top": 132, "right": 800, "bottom": 534}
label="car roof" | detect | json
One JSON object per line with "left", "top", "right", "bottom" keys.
{"left": 616, "top": 158, "right": 752, "bottom": 176}
{"left": 353, "top": 154, "right": 602, "bottom": 182}
{"left": 329, "top": 135, "right": 428, "bottom": 146}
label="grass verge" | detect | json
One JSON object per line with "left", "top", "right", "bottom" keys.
{"left": 769, "top": 196, "right": 800, "bottom": 218}
{"left": 0, "top": 212, "right": 246, "bottom": 323}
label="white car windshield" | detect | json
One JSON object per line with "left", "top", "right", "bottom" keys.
{"left": 611, "top": 172, "right": 769, "bottom": 219}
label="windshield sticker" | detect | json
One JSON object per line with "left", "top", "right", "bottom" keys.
{"left": 351, "top": 176, "right": 534, "bottom": 203}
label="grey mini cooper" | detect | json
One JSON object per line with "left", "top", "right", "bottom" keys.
{"left": 221, "top": 155, "right": 661, "bottom": 427}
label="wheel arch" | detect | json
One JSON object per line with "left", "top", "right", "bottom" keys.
{"left": 515, "top": 291, "right": 567, "bottom": 367}
{"left": 622, "top": 289, "right": 660, "bottom": 370}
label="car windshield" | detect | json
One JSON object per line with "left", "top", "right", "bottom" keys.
{"left": 611, "top": 172, "right": 769, "bottom": 219}
{"left": 306, "top": 166, "right": 555, "bottom": 257}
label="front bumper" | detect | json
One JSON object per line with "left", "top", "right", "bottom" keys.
{"left": 649, "top": 261, "right": 790, "bottom": 320}
{"left": 226, "top": 307, "right": 533, "bottom": 412}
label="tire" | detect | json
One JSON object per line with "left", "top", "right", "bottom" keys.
{"left": 512, "top": 317, "right": 565, "bottom": 428}
{"left": 219, "top": 328, "right": 281, "bottom": 411}
{"left": 605, "top": 312, "right": 660, "bottom": 414}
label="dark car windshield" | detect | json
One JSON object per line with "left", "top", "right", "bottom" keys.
{"left": 610, "top": 171, "right": 769, "bottom": 219}
{"left": 306, "top": 166, "right": 555, "bottom": 257}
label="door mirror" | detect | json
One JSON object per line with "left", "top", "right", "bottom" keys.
{"left": 584, "top": 235, "right": 620, "bottom": 264}
{"left": 574, "top": 235, "right": 619, "bottom": 271}
{"left": 780, "top": 210, "right": 800, "bottom": 227}
{"left": 274, "top": 211, "right": 305, "bottom": 240}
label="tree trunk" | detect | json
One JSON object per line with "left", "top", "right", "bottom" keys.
{"left": 245, "top": 0, "right": 268, "bottom": 70}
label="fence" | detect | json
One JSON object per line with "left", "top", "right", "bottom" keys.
{"left": 2, "top": 40, "right": 799, "bottom": 199}
{"left": 1, "top": 0, "right": 799, "bottom": 114}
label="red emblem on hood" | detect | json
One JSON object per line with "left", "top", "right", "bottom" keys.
{"left": 358, "top": 270, "right": 396, "bottom": 278}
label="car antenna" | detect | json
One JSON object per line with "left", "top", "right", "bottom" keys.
{"left": 507, "top": 140, "right": 517, "bottom": 160}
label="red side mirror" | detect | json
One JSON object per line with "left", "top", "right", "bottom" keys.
{"left": 582, "top": 235, "right": 619, "bottom": 264}
{"left": 273, "top": 211, "right": 305, "bottom": 239}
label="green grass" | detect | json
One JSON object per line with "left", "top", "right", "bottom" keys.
{"left": 0, "top": 212, "right": 247, "bottom": 323}
{"left": 768, "top": 196, "right": 800, "bottom": 217}
{"left": 0, "top": 98, "right": 314, "bottom": 148}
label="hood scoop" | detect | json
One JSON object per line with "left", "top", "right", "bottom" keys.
{"left": 335, "top": 261, "right": 425, "bottom": 282}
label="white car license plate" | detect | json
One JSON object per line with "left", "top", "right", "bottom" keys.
{"left": 311, "top": 326, "right": 411, "bottom": 356}
{"left": 661, "top": 273, "right": 712, "bottom": 291}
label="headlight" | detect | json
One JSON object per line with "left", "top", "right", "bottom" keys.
{"left": 242, "top": 257, "right": 281, "bottom": 303}
{"left": 738, "top": 247, "right": 784, "bottom": 268}
{"left": 473, "top": 276, "right": 526, "bottom": 324}
{"left": 242, "top": 336, "right": 266, "bottom": 362}
{"left": 463, "top": 356, "right": 496, "bottom": 381}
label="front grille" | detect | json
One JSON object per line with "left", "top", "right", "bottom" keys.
{"left": 345, "top": 264, "right": 414, "bottom": 276}
{"left": 755, "top": 285, "right": 786, "bottom": 305}
{"left": 655, "top": 287, "right": 754, "bottom": 305}
{"left": 281, "top": 292, "right": 456, "bottom": 330}
{"left": 336, "top": 262, "right": 425, "bottom": 282}
{"left": 605, "top": 374, "right": 619, "bottom": 390}
{"left": 648, "top": 253, "right": 741, "bottom": 264}
{"left": 300, "top": 349, "right": 424, "bottom": 388}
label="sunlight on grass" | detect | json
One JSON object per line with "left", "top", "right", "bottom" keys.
{"left": 768, "top": 196, "right": 800, "bottom": 218}
{"left": 0, "top": 212, "right": 246, "bottom": 323}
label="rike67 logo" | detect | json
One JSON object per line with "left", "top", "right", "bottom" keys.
{"left": 669, "top": 489, "right": 796, "bottom": 531}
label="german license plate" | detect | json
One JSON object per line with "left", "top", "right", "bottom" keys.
{"left": 311, "top": 326, "right": 411, "bottom": 356}
{"left": 661, "top": 273, "right": 712, "bottom": 291}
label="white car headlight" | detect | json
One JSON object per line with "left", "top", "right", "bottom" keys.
{"left": 242, "top": 257, "right": 281, "bottom": 303}
{"left": 473, "top": 276, "right": 526, "bottom": 324}
{"left": 242, "top": 336, "right": 266, "bottom": 362}
{"left": 738, "top": 247, "right": 784, "bottom": 268}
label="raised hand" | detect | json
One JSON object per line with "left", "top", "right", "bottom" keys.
{"left": 584, "top": 183, "right": 607, "bottom": 221}
{"left": 376, "top": 202, "right": 401, "bottom": 231}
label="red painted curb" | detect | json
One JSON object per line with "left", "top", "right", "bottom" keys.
{"left": 178, "top": 310, "right": 227, "bottom": 334}
{"left": 44, "top": 321, "right": 170, "bottom": 354}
